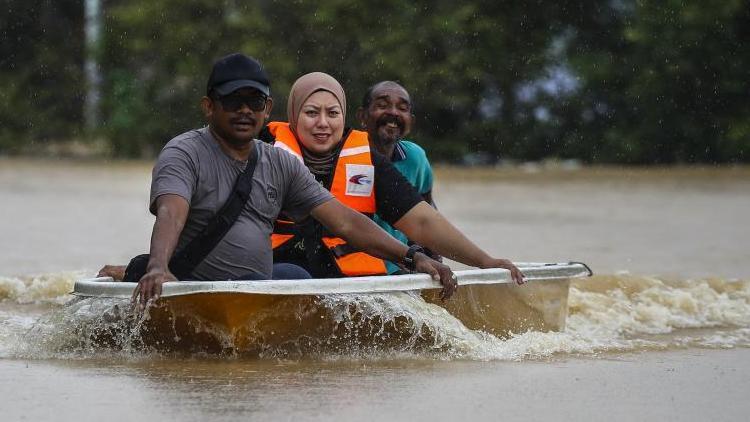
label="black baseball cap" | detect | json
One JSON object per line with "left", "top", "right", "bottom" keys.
{"left": 206, "top": 53, "right": 271, "bottom": 97}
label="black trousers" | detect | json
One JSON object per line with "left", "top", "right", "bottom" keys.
{"left": 122, "top": 254, "right": 311, "bottom": 282}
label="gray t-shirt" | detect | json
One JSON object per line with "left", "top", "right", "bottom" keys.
{"left": 150, "top": 127, "right": 333, "bottom": 280}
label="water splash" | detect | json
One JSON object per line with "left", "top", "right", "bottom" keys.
{"left": 0, "top": 272, "right": 748, "bottom": 361}
{"left": 568, "top": 274, "right": 750, "bottom": 336}
{"left": 0, "top": 271, "right": 85, "bottom": 304}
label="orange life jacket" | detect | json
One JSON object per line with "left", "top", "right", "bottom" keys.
{"left": 267, "top": 121, "right": 387, "bottom": 277}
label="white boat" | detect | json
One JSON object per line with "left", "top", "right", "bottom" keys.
{"left": 73, "top": 263, "right": 591, "bottom": 351}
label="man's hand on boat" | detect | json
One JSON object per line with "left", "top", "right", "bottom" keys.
{"left": 132, "top": 266, "right": 177, "bottom": 309}
{"left": 412, "top": 252, "right": 458, "bottom": 300}
{"left": 479, "top": 258, "right": 525, "bottom": 285}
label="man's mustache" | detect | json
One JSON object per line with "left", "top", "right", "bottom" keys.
{"left": 376, "top": 115, "right": 404, "bottom": 130}
{"left": 230, "top": 115, "right": 257, "bottom": 125}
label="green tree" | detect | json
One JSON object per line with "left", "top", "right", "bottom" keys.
{"left": 567, "top": 0, "right": 750, "bottom": 163}
{"left": 1, "top": 0, "right": 747, "bottom": 163}
{"left": 0, "top": 0, "right": 84, "bottom": 152}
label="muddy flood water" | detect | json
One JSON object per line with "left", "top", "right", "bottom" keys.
{"left": 1, "top": 158, "right": 748, "bottom": 421}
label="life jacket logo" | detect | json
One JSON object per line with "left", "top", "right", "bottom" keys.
{"left": 345, "top": 164, "right": 375, "bottom": 197}
{"left": 349, "top": 174, "right": 372, "bottom": 185}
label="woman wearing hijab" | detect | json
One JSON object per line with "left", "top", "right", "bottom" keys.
{"left": 263, "top": 72, "right": 524, "bottom": 284}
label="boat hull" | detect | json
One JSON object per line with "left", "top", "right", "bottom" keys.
{"left": 421, "top": 278, "right": 570, "bottom": 334}
{"left": 73, "top": 263, "right": 590, "bottom": 353}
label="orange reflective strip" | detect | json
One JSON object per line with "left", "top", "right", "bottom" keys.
{"left": 268, "top": 122, "right": 303, "bottom": 159}
{"left": 330, "top": 129, "right": 377, "bottom": 214}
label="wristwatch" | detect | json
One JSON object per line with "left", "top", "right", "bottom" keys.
{"left": 401, "top": 244, "right": 425, "bottom": 271}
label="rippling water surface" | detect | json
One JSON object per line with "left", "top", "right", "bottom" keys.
{"left": 1, "top": 159, "right": 748, "bottom": 421}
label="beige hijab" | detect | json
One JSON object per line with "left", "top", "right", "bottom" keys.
{"left": 287, "top": 72, "right": 347, "bottom": 132}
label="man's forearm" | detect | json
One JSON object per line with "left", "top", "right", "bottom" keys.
{"left": 146, "top": 214, "right": 181, "bottom": 271}
{"left": 338, "top": 212, "right": 409, "bottom": 262}
{"left": 395, "top": 202, "right": 493, "bottom": 267}
{"left": 146, "top": 195, "right": 189, "bottom": 271}
{"left": 311, "top": 199, "right": 409, "bottom": 263}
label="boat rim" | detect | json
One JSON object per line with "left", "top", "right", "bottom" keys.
{"left": 72, "top": 262, "right": 592, "bottom": 299}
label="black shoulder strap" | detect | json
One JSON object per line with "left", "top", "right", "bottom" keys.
{"left": 169, "top": 141, "right": 261, "bottom": 279}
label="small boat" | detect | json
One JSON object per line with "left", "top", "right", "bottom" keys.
{"left": 73, "top": 263, "right": 591, "bottom": 352}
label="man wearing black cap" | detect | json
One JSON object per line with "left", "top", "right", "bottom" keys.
{"left": 118, "top": 53, "right": 458, "bottom": 306}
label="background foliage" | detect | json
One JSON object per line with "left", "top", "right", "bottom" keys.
{"left": 1, "top": 0, "right": 748, "bottom": 162}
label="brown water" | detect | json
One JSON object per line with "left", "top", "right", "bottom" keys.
{"left": 1, "top": 158, "right": 749, "bottom": 421}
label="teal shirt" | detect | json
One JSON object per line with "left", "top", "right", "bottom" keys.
{"left": 373, "top": 140, "right": 434, "bottom": 274}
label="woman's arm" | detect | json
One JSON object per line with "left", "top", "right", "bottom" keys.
{"left": 393, "top": 202, "right": 524, "bottom": 284}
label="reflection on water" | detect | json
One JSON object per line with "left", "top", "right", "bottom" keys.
{"left": 4, "top": 343, "right": 750, "bottom": 422}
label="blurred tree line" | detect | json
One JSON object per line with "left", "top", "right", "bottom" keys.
{"left": 1, "top": 0, "right": 748, "bottom": 163}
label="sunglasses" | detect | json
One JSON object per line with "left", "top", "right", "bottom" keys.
{"left": 214, "top": 93, "right": 268, "bottom": 112}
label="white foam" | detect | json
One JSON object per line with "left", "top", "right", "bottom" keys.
{"left": 0, "top": 271, "right": 86, "bottom": 304}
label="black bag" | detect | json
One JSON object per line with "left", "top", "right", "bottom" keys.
{"left": 123, "top": 142, "right": 260, "bottom": 282}
{"left": 122, "top": 254, "right": 150, "bottom": 283}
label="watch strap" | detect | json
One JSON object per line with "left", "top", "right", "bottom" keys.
{"left": 402, "top": 244, "right": 425, "bottom": 271}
